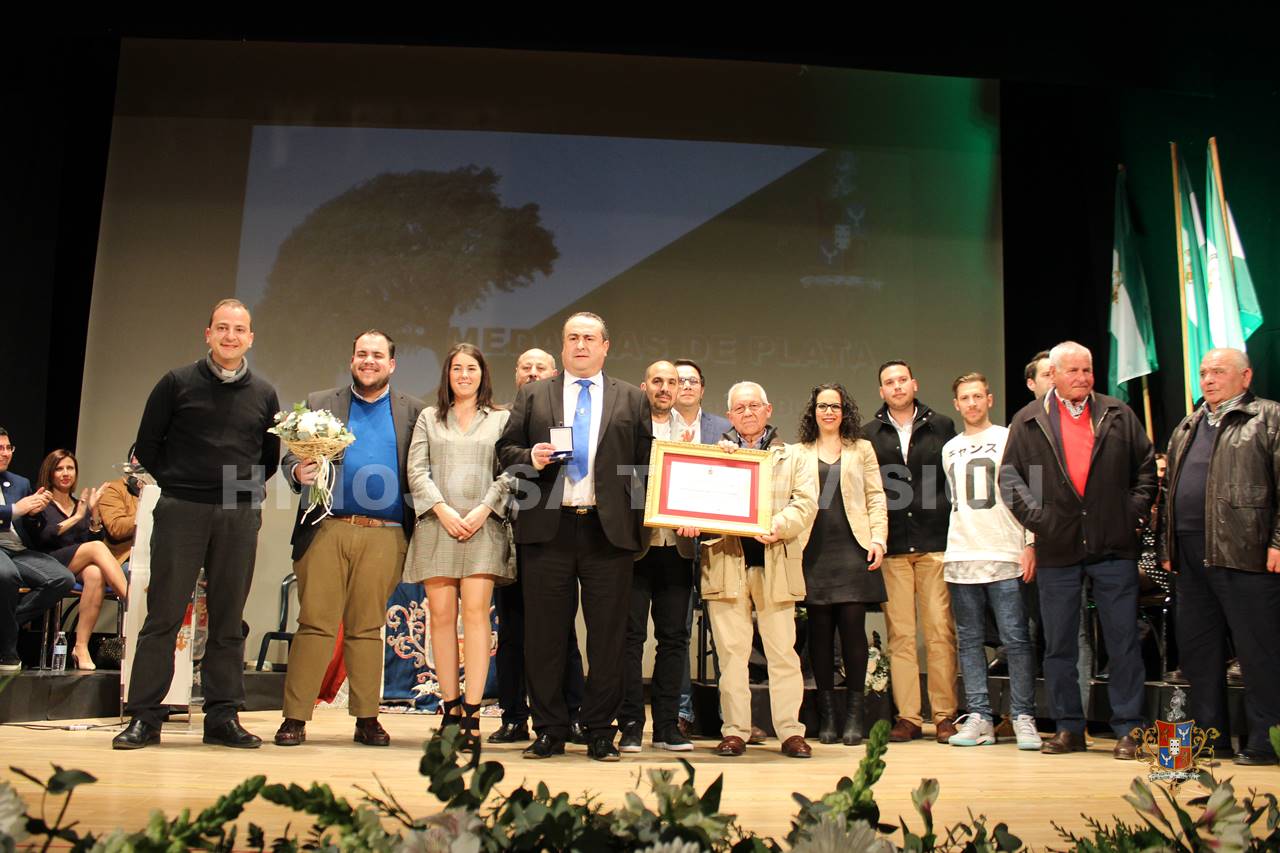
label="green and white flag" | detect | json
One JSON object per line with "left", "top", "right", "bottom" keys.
{"left": 1204, "top": 138, "right": 1265, "bottom": 351}
{"left": 1176, "top": 152, "right": 1213, "bottom": 405}
{"left": 1107, "top": 168, "right": 1158, "bottom": 402}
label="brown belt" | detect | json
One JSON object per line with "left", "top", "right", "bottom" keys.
{"left": 329, "top": 515, "right": 401, "bottom": 528}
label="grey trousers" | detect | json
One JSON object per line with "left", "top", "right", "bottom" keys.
{"left": 125, "top": 494, "right": 261, "bottom": 728}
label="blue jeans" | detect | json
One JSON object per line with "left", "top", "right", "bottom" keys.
{"left": 949, "top": 578, "right": 1034, "bottom": 721}
{"left": 1038, "top": 559, "right": 1144, "bottom": 737}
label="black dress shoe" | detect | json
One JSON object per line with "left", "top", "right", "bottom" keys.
{"left": 112, "top": 718, "right": 160, "bottom": 750}
{"left": 587, "top": 735, "right": 620, "bottom": 762}
{"left": 522, "top": 733, "right": 566, "bottom": 759}
{"left": 568, "top": 720, "right": 590, "bottom": 745}
{"left": 203, "top": 717, "right": 262, "bottom": 749}
{"left": 1234, "top": 748, "right": 1279, "bottom": 766}
{"left": 488, "top": 721, "right": 530, "bottom": 743}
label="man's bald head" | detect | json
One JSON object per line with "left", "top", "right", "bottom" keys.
{"left": 515, "top": 348, "right": 557, "bottom": 388}
{"left": 642, "top": 360, "right": 678, "bottom": 417}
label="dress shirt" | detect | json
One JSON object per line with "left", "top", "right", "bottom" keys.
{"left": 650, "top": 417, "right": 677, "bottom": 547}
{"left": 561, "top": 371, "right": 604, "bottom": 507}
{"left": 890, "top": 405, "right": 917, "bottom": 461}
{"left": 671, "top": 409, "right": 702, "bottom": 444}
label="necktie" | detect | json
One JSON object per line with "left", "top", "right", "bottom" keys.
{"left": 569, "top": 379, "right": 592, "bottom": 482}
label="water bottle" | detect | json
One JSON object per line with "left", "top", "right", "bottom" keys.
{"left": 52, "top": 631, "right": 68, "bottom": 672}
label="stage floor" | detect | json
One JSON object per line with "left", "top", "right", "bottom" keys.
{"left": 2, "top": 710, "right": 1275, "bottom": 848}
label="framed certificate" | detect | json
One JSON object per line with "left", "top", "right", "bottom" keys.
{"left": 643, "top": 440, "right": 774, "bottom": 537}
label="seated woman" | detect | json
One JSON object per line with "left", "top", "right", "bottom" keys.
{"left": 793, "top": 383, "right": 889, "bottom": 745}
{"left": 29, "top": 449, "right": 129, "bottom": 670}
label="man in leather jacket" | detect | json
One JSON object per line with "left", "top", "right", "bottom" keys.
{"left": 1161, "top": 347, "right": 1280, "bottom": 766}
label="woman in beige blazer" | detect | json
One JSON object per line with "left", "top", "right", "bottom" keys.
{"left": 794, "top": 383, "right": 888, "bottom": 745}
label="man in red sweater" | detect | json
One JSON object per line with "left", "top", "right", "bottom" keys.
{"left": 1000, "top": 341, "right": 1155, "bottom": 760}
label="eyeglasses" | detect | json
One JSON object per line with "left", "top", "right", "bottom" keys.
{"left": 730, "top": 402, "right": 765, "bottom": 416}
{"left": 0, "top": 445, "right": 13, "bottom": 454}
{"left": 677, "top": 377, "right": 702, "bottom": 386}
{"left": 814, "top": 403, "right": 842, "bottom": 412}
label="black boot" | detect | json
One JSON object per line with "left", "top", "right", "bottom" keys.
{"left": 842, "top": 692, "right": 865, "bottom": 746}
{"left": 817, "top": 690, "right": 839, "bottom": 744}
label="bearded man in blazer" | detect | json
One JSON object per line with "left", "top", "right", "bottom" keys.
{"left": 273, "top": 330, "right": 424, "bottom": 748}
{"left": 497, "top": 311, "right": 652, "bottom": 761}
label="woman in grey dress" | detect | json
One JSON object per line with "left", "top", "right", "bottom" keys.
{"left": 406, "top": 343, "right": 514, "bottom": 744}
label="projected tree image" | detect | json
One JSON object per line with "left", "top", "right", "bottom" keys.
{"left": 255, "top": 166, "right": 558, "bottom": 389}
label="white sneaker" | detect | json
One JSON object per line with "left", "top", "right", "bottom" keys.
{"left": 948, "top": 713, "right": 996, "bottom": 746}
{"left": 1013, "top": 714, "right": 1041, "bottom": 751}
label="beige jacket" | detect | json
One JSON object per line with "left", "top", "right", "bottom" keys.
{"left": 793, "top": 439, "right": 888, "bottom": 552}
{"left": 699, "top": 442, "right": 818, "bottom": 605}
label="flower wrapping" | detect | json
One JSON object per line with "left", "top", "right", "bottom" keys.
{"left": 269, "top": 402, "right": 356, "bottom": 523}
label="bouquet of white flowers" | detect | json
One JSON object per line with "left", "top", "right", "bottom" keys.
{"left": 269, "top": 402, "right": 356, "bottom": 523}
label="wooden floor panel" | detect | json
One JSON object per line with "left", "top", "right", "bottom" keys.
{"left": 3, "top": 710, "right": 1276, "bottom": 849}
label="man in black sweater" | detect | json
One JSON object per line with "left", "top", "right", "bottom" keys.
{"left": 863, "top": 360, "right": 959, "bottom": 744}
{"left": 113, "top": 298, "right": 281, "bottom": 750}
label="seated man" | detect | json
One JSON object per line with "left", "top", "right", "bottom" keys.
{"left": 97, "top": 446, "right": 146, "bottom": 567}
{"left": 0, "top": 428, "right": 76, "bottom": 672}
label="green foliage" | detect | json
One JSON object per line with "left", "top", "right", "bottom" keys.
{"left": 7, "top": 719, "right": 1280, "bottom": 851}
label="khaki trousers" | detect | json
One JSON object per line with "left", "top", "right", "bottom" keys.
{"left": 706, "top": 567, "right": 805, "bottom": 742}
{"left": 881, "top": 551, "right": 957, "bottom": 726}
{"left": 282, "top": 520, "right": 407, "bottom": 720}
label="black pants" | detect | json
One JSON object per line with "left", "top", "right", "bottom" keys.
{"left": 494, "top": 570, "right": 585, "bottom": 725}
{"left": 520, "top": 510, "right": 633, "bottom": 739}
{"left": 1176, "top": 534, "right": 1280, "bottom": 753}
{"left": 0, "top": 547, "right": 75, "bottom": 658}
{"left": 806, "top": 602, "right": 869, "bottom": 692}
{"left": 126, "top": 495, "right": 261, "bottom": 729}
{"left": 621, "top": 545, "right": 693, "bottom": 731}
{"left": 1038, "top": 559, "right": 1145, "bottom": 737}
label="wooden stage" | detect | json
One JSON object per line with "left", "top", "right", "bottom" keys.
{"left": 2, "top": 710, "right": 1275, "bottom": 849}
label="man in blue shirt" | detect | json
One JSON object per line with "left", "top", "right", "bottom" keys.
{"left": 0, "top": 428, "right": 75, "bottom": 672}
{"left": 273, "top": 330, "right": 424, "bottom": 747}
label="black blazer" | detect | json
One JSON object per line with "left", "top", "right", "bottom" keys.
{"left": 497, "top": 373, "right": 652, "bottom": 551}
{"left": 283, "top": 385, "right": 425, "bottom": 561}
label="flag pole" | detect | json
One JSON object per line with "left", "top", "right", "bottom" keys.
{"left": 1170, "top": 142, "right": 1193, "bottom": 415}
{"left": 1141, "top": 375, "right": 1154, "bottom": 443}
{"left": 1208, "top": 137, "right": 1235, "bottom": 280}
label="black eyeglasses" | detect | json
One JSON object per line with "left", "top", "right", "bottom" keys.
{"left": 677, "top": 377, "right": 702, "bottom": 386}
{"left": 0, "top": 445, "right": 13, "bottom": 454}
{"left": 814, "top": 403, "right": 842, "bottom": 412}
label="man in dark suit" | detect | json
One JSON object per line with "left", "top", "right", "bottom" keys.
{"left": 0, "top": 428, "right": 76, "bottom": 672}
{"left": 497, "top": 312, "right": 652, "bottom": 761}
{"left": 273, "top": 330, "right": 424, "bottom": 748}
{"left": 489, "top": 348, "right": 588, "bottom": 746}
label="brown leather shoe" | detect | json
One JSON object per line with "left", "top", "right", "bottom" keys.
{"left": 934, "top": 717, "right": 958, "bottom": 744}
{"left": 747, "top": 725, "right": 768, "bottom": 744}
{"left": 354, "top": 717, "right": 390, "bottom": 747}
{"left": 780, "top": 735, "right": 812, "bottom": 758}
{"left": 1113, "top": 734, "right": 1139, "bottom": 760}
{"left": 273, "top": 718, "right": 306, "bottom": 746}
{"left": 1040, "top": 730, "right": 1087, "bottom": 754}
{"left": 713, "top": 736, "right": 746, "bottom": 756}
{"left": 888, "top": 718, "right": 923, "bottom": 742}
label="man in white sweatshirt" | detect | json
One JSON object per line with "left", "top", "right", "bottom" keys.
{"left": 941, "top": 373, "right": 1040, "bottom": 750}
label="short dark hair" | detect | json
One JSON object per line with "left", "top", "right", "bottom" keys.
{"left": 673, "top": 358, "right": 705, "bottom": 386}
{"left": 353, "top": 329, "right": 397, "bottom": 359}
{"left": 952, "top": 372, "right": 990, "bottom": 397}
{"left": 877, "top": 360, "right": 912, "bottom": 384}
{"left": 1024, "top": 351, "right": 1050, "bottom": 382}
{"left": 564, "top": 311, "right": 609, "bottom": 341}
{"left": 208, "top": 298, "right": 250, "bottom": 328}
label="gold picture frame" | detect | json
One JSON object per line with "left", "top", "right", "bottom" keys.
{"left": 643, "top": 440, "right": 774, "bottom": 537}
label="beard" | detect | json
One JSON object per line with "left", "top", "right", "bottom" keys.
{"left": 352, "top": 371, "right": 390, "bottom": 394}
